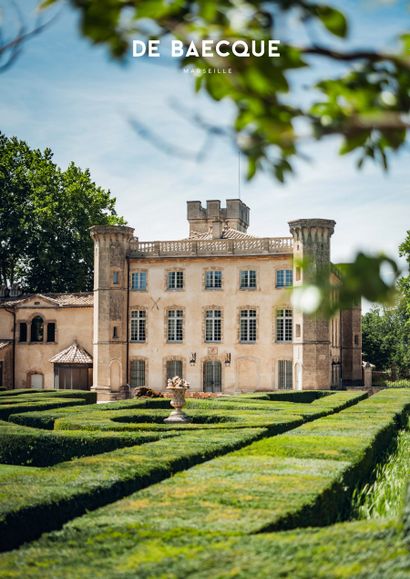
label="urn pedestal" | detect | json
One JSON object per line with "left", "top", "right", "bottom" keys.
{"left": 164, "top": 386, "right": 191, "bottom": 423}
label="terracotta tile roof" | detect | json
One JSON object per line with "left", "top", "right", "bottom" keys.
{"left": 189, "top": 228, "right": 256, "bottom": 240}
{"left": 0, "top": 293, "right": 93, "bottom": 308}
{"left": 49, "top": 342, "right": 93, "bottom": 365}
{"left": 0, "top": 340, "right": 11, "bottom": 351}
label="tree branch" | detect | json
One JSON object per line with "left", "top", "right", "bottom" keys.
{"left": 300, "top": 45, "right": 409, "bottom": 69}
{"left": 0, "top": 2, "right": 60, "bottom": 73}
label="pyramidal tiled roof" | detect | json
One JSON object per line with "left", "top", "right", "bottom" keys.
{"left": 189, "top": 228, "right": 256, "bottom": 240}
{"left": 49, "top": 342, "right": 93, "bottom": 365}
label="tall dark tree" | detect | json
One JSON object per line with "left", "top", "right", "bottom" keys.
{"left": 0, "top": 133, "right": 125, "bottom": 292}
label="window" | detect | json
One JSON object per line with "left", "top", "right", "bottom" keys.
{"left": 240, "top": 270, "right": 256, "bottom": 289}
{"left": 130, "top": 310, "right": 146, "bottom": 342}
{"left": 112, "top": 326, "right": 118, "bottom": 339}
{"left": 276, "top": 309, "right": 293, "bottom": 342}
{"left": 203, "top": 361, "right": 222, "bottom": 392}
{"left": 276, "top": 269, "right": 293, "bottom": 288}
{"left": 240, "top": 309, "right": 257, "bottom": 343}
{"left": 131, "top": 271, "right": 147, "bottom": 291}
{"left": 30, "top": 316, "right": 44, "bottom": 342}
{"left": 205, "top": 309, "right": 222, "bottom": 342}
{"left": 19, "top": 322, "right": 27, "bottom": 342}
{"left": 166, "top": 360, "right": 183, "bottom": 380}
{"left": 113, "top": 271, "right": 119, "bottom": 285}
{"left": 354, "top": 334, "right": 359, "bottom": 346}
{"left": 296, "top": 267, "right": 301, "bottom": 282}
{"left": 167, "top": 310, "right": 183, "bottom": 342}
{"left": 130, "top": 360, "right": 146, "bottom": 387}
{"left": 205, "top": 270, "right": 222, "bottom": 289}
{"left": 168, "top": 271, "right": 184, "bottom": 290}
{"left": 47, "top": 323, "right": 56, "bottom": 343}
{"left": 332, "top": 363, "right": 341, "bottom": 387}
{"left": 278, "top": 360, "right": 293, "bottom": 389}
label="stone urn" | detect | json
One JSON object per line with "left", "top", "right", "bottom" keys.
{"left": 164, "top": 376, "right": 192, "bottom": 423}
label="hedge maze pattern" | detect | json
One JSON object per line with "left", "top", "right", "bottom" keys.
{"left": 0, "top": 388, "right": 409, "bottom": 577}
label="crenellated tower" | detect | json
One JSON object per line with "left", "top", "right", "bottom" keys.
{"left": 288, "top": 219, "right": 336, "bottom": 390}
{"left": 90, "top": 224, "right": 134, "bottom": 401}
{"left": 187, "top": 199, "right": 250, "bottom": 237}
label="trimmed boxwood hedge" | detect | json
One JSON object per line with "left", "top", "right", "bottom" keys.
{"left": 0, "top": 398, "right": 89, "bottom": 421}
{"left": 0, "top": 420, "right": 169, "bottom": 466}
{"left": 0, "top": 391, "right": 408, "bottom": 577}
{"left": 0, "top": 427, "right": 271, "bottom": 551}
{"left": 0, "top": 389, "right": 96, "bottom": 404}
{"left": 0, "top": 392, "right": 365, "bottom": 551}
{"left": 1, "top": 518, "right": 405, "bottom": 578}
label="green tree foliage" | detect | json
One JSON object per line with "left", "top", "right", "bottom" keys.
{"left": 41, "top": 0, "right": 409, "bottom": 182}
{"left": 362, "top": 302, "right": 410, "bottom": 377}
{"left": 362, "top": 230, "right": 410, "bottom": 376}
{"left": 0, "top": 133, "right": 125, "bottom": 292}
{"left": 399, "top": 230, "right": 410, "bottom": 307}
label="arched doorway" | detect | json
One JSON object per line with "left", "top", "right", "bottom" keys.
{"left": 203, "top": 360, "right": 222, "bottom": 393}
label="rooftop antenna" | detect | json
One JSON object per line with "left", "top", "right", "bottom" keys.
{"left": 238, "top": 150, "right": 241, "bottom": 200}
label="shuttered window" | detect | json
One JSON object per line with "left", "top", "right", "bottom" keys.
{"left": 278, "top": 360, "right": 293, "bottom": 389}
{"left": 130, "top": 360, "right": 146, "bottom": 387}
{"left": 166, "top": 360, "right": 183, "bottom": 380}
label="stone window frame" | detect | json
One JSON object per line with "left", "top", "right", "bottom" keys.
{"left": 165, "top": 268, "right": 185, "bottom": 292}
{"left": 18, "top": 314, "right": 58, "bottom": 345}
{"left": 112, "top": 269, "right": 121, "bottom": 287}
{"left": 18, "top": 320, "right": 28, "bottom": 343}
{"left": 110, "top": 320, "right": 121, "bottom": 342}
{"left": 202, "top": 305, "right": 224, "bottom": 343}
{"left": 274, "top": 307, "right": 293, "bottom": 343}
{"left": 203, "top": 266, "right": 224, "bottom": 291}
{"left": 201, "top": 355, "right": 224, "bottom": 392}
{"left": 165, "top": 305, "right": 185, "bottom": 344}
{"left": 129, "top": 306, "right": 148, "bottom": 343}
{"left": 237, "top": 305, "right": 259, "bottom": 344}
{"left": 45, "top": 319, "right": 57, "bottom": 343}
{"left": 239, "top": 267, "right": 258, "bottom": 291}
{"left": 275, "top": 268, "right": 293, "bottom": 289}
{"left": 277, "top": 359, "right": 293, "bottom": 389}
{"left": 163, "top": 356, "right": 186, "bottom": 383}
{"left": 129, "top": 356, "right": 148, "bottom": 388}
{"left": 27, "top": 370, "right": 44, "bottom": 389}
{"left": 130, "top": 269, "right": 148, "bottom": 292}
{"left": 30, "top": 314, "right": 45, "bottom": 343}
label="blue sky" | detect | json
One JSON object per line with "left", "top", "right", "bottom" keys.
{"left": 1, "top": 0, "right": 409, "bottom": 276}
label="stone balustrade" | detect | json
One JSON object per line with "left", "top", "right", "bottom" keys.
{"left": 128, "top": 236, "right": 293, "bottom": 258}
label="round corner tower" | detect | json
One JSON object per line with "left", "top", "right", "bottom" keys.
{"left": 90, "top": 224, "right": 135, "bottom": 401}
{"left": 288, "top": 218, "right": 336, "bottom": 390}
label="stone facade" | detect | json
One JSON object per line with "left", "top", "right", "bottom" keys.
{"left": 0, "top": 199, "right": 363, "bottom": 398}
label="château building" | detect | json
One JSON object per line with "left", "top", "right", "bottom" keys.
{"left": 0, "top": 199, "right": 362, "bottom": 400}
